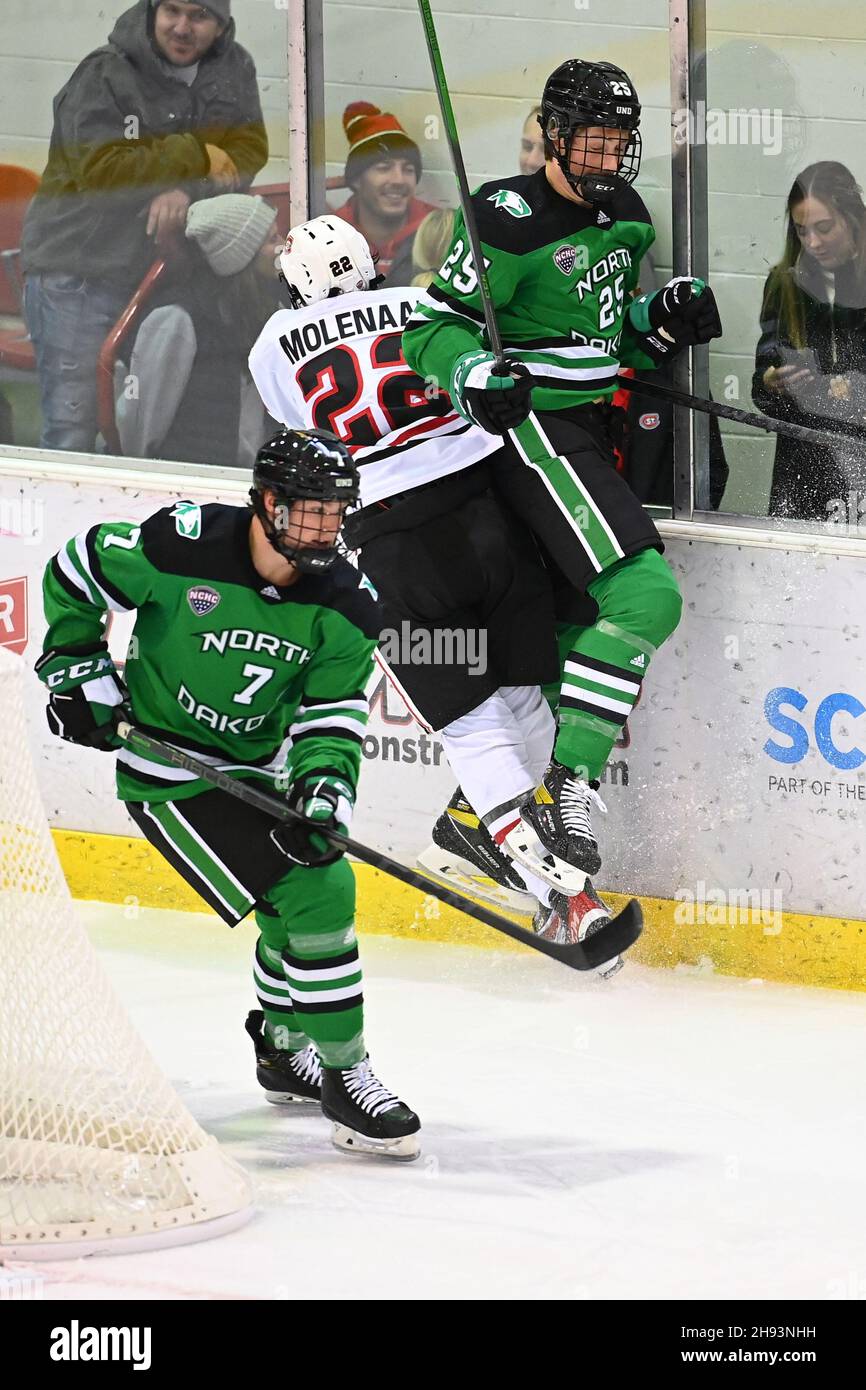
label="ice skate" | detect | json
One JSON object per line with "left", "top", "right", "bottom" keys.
{"left": 503, "top": 761, "right": 607, "bottom": 893}
{"left": 417, "top": 787, "right": 538, "bottom": 914}
{"left": 245, "top": 1010, "right": 322, "bottom": 1104}
{"left": 321, "top": 1058, "right": 421, "bottom": 1161}
{"left": 533, "top": 882, "right": 624, "bottom": 979}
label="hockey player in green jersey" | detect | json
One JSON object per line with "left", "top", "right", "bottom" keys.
{"left": 404, "top": 58, "right": 723, "bottom": 895}
{"left": 37, "top": 428, "right": 421, "bottom": 1161}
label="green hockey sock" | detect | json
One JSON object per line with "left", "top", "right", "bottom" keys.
{"left": 259, "top": 858, "right": 366, "bottom": 1068}
{"left": 553, "top": 548, "right": 682, "bottom": 778}
{"left": 252, "top": 936, "right": 310, "bottom": 1051}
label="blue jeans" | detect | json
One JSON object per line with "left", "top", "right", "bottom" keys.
{"left": 23, "top": 272, "right": 130, "bottom": 453}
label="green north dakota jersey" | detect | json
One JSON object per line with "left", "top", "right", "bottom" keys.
{"left": 403, "top": 167, "right": 657, "bottom": 411}
{"left": 41, "top": 502, "right": 379, "bottom": 803}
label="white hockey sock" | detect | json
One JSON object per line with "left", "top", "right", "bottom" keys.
{"left": 440, "top": 688, "right": 557, "bottom": 908}
{"left": 499, "top": 685, "right": 555, "bottom": 785}
{"left": 440, "top": 689, "right": 546, "bottom": 822}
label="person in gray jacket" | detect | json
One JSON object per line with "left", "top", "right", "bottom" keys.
{"left": 22, "top": 0, "right": 267, "bottom": 454}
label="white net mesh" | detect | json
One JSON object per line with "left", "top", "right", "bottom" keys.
{"left": 0, "top": 646, "right": 253, "bottom": 1258}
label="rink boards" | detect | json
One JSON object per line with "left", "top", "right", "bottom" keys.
{"left": 2, "top": 454, "right": 865, "bottom": 990}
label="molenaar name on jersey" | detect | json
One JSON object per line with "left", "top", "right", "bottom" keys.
{"left": 197, "top": 629, "right": 313, "bottom": 665}
{"left": 278, "top": 299, "right": 415, "bottom": 366}
{"left": 572, "top": 246, "right": 634, "bottom": 303}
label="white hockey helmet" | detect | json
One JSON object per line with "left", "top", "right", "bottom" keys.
{"left": 278, "top": 216, "right": 378, "bottom": 308}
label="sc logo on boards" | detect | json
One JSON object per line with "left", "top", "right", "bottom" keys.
{"left": 763, "top": 687, "right": 866, "bottom": 770}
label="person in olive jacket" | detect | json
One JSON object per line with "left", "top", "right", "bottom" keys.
{"left": 752, "top": 161, "right": 866, "bottom": 521}
{"left": 22, "top": 0, "right": 267, "bottom": 454}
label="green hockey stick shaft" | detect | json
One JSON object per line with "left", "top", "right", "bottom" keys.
{"left": 416, "top": 0, "right": 503, "bottom": 363}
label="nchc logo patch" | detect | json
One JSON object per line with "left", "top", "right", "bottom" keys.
{"left": 553, "top": 245, "right": 577, "bottom": 276}
{"left": 187, "top": 585, "right": 221, "bottom": 616}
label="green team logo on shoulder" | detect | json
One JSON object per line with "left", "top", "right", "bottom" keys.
{"left": 358, "top": 573, "right": 378, "bottom": 600}
{"left": 488, "top": 189, "right": 532, "bottom": 218}
{"left": 171, "top": 502, "right": 202, "bottom": 540}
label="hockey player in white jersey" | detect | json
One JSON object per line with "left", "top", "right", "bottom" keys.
{"left": 249, "top": 216, "right": 624, "bottom": 974}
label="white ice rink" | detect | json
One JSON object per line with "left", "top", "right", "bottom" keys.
{"left": 15, "top": 902, "right": 866, "bottom": 1302}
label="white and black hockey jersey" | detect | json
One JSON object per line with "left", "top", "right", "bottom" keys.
{"left": 248, "top": 285, "right": 501, "bottom": 506}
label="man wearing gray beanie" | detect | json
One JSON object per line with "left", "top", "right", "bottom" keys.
{"left": 22, "top": 0, "right": 267, "bottom": 454}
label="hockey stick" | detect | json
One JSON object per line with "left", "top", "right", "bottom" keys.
{"left": 615, "top": 373, "right": 866, "bottom": 451}
{"left": 415, "top": 5, "right": 568, "bottom": 483}
{"left": 417, "top": 0, "right": 503, "bottom": 363}
{"left": 115, "top": 720, "right": 643, "bottom": 972}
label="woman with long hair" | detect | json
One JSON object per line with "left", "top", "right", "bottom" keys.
{"left": 410, "top": 208, "right": 456, "bottom": 288}
{"left": 752, "top": 161, "right": 866, "bottom": 519}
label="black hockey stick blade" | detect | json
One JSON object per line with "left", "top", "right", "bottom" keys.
{"left": 116, "top": 720, "right": 641, "bottom": 971}
{"left": 615, "top": 373, "right": 866, "bottom": 451}
{"left": 569, "top": 896, "right": 643, "bottom": 969}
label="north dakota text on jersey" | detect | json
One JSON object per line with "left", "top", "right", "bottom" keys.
{"left": 197, "top": 628, "right": 313, "bottom": 665}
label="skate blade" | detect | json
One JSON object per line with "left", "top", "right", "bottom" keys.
{"left": 330, "top": 1123, "right": 421, "bottom": 1162}
{"left": 416, "top": 846, "right": 537, "bottom": 915}
{"left": 264, "top": 1090, "right": 321, "bottom": 1106}
{"left": 504, "top": 828, "right": 591, "bottom": 895}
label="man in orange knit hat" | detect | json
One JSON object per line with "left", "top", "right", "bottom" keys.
{"left": 336, "top": 101, "right": 437, "bottom": 284}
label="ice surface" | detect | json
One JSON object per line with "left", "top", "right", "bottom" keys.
{"left": 10, "top": 902, "right": 866, "bottom": 1301}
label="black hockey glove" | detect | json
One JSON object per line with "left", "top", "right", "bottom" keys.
{"left": 35, "top": 643, "right": 128, "bottom": 751}
{"left": 450, "top": 351, "right": 534, "bottom": 435}
{"left": 270, "top": 773, "right": 355, "bottom": 868}
{"left": 629, "top": 277, "right": 723, "bottom": 365}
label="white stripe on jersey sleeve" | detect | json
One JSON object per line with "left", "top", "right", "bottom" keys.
{"left": 55, "top": 542, "right": 99, "bottom": 606}
{"left": 74, "top": 531, "right": 135, "bottom": 613}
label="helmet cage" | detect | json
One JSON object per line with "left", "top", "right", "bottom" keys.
{"left": 250, "top": 431, "right": 360, "bottom": 574}
{"left": 541, "top": 61, "right": 642, "bottom": 195}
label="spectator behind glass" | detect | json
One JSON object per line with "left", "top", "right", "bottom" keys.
{"left": 116, "top": 194, "right": 283, "bottom": 467}
{"left": 21, "top": 0, "right": 267, "bottom": 455}
{"left": 410, "top": 208, "right": 456, "bottom": 288}
{"left": 752, "top": 161, "right": 866, "bottom": 520}
{"left": 336, "top": 102, "right": 436, "bottom": 287}
{"left": 519, "top": 106, "right": 545, "bottom": 175}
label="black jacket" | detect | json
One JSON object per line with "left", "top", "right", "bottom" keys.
{"left": 752, "top": 258, "right": 866, "bottom": 520}
{"left": 22, "top": 0, "right": 267, "bottom": 291}
{"left": 618, "top": 370, "right": 729, "bottom": 511}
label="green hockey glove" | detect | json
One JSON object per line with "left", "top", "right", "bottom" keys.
{"left": 271, "top": 773, "right": 355, "bottom": 867}
{"left": 35, "top": 643, "right": 128, "bottom": 751}
{"left": 630, "top": 277, "right": 722, "bottom": 364}
{"left": 450, "top": 351, "right": 534, "bottom": 435}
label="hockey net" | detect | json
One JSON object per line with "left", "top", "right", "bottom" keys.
{"left": 0, "top": 645, "right": 254, "bottom": 1259}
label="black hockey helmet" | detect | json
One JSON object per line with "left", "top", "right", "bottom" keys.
{"left": 250, "top": 428, "right": 360, "bottom": 573}
{"left": 541, "top": 59, "right": 642, "bottom": 196}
